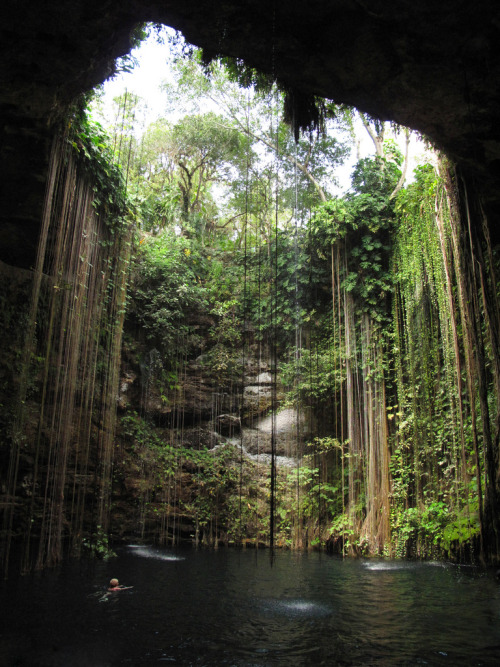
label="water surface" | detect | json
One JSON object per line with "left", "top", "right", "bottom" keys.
{"left": 1, "top": 546, "right": 500, "bottom": 666}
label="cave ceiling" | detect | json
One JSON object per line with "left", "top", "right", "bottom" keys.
{"left": 1, "top": 0, "right": 500, "bottom": 265}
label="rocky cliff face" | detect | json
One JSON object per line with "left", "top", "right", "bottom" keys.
{"left": 110, "top": 338, "right": 313, "bottom": 545}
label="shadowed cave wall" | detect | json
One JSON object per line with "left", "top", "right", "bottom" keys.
{"left": 2, "top": 1, "right": 500, "bottom": 267}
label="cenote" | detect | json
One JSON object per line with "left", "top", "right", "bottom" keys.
{"left": 2, "top": 5, "right": 500, "bottom": 666}
{"left": 1, "top": 546, "right": 500, "bottom": 666}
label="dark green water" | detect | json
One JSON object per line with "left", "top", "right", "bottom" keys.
{"left": 1, "top": 546, "right": 500, "bottom": 666}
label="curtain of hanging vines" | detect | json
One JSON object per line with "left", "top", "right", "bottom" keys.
{"left": 1, "top": 135, "right": 131, "bottom": 575}
{"left": 328, "top": 249, "right": 391, "bottom": 554}
{"left": 450, "top": 168, "right": 500, "bottom": 563}
{"left": 391, "top": 163, "right": 472, "bottom": 558}
{"left": 390, "top": 160, "right": 499, "bottom": 562}
{"left": 323, "top": 157, "right": 499, "bottom": 561}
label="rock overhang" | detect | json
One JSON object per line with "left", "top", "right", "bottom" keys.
{"left": 1, "top": 0, "right": 500, "bottom": 265}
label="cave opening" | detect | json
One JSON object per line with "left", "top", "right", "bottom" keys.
{"left": 0, "top": 3, "right": 499, "bottom": 580}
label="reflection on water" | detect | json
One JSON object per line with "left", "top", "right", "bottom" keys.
{"left": 127, "top": 544, "right": 185, "bottom": 561}
{"left": 363, "top": 560, "right": 449, "bottom": 572}
{"left": 363, "top": 561, "right": 410, "bottom": 571}
{"left": 1, "top": 548, "right": 500, "bottom": 666}
{"left": 258, "top": 598, "right": 332, "bottom": 618}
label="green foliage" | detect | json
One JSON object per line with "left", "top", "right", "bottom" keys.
{"left": 420, "top": 502, "right": 450, "bottom": 544}
{"left": 170, "top": 112, "right": 244, "bottom": 229}
{"left": 82, "top": 525, "right": 116, "bottom": 560}
{"left": 202, "top": 299, "right": 243, "bottom": 385}
{"left": 131, "top": 111, "right": 247, "bottom": 237}
{"left": 391, "top": 498, "right": 480, "bottom": 559}
{"left": 128, "top": 230, "right": 208, "bottom": 359}
{"left": 120, "top": 411, "right": 181, "bottom": 481}
{"left": 350, "top": 155, "right": 400, "bottom": 199}
{"left": 280, "top": 339, "right": 343, "bottom": 406}
{"left": 163, "top": 53, "right": 350, "bottom": 210}
{"left": 200, "top": 53, "right": 345, "bottom": 142}
{"left": 69, "top": 108, "right": 130, "bottom": 225}
{"left": 289, "top": 466, "right": 340, "bottom": 520}
{"left": 207, "top": 54, "right": 275, "bottom": 94}
{"left": 310, "top": 157, "right": 399, "bottom": 323}
{"left": 330, "top": 513, "right": 358, "bottom": 551}
{"left": 188, "top": 444, "right": 242, "bottom": 534}
{"left": 245, "top": 228, "right": 333, "bottom": 349}
{"left": 442, "top": 498, "right": 481, "bottom": 553}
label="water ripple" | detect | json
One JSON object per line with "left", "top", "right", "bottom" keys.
{"left": 258, "top": 598, "right": 332, "bottom": 618}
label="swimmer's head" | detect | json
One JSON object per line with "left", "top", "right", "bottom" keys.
{"left": 110, "top": 578, "right": 119, "bottom": 587}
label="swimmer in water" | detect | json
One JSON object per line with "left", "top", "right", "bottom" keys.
{"left": 108, "top": 578, "right": 133, "bottom": 592}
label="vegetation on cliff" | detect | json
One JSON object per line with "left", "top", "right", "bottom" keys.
{"left": 103, "top": 49, "right": 497, "bottom": 562}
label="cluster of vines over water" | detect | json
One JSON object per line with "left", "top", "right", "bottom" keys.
{"left": 0, "top": 119, "right": 132, "bottom": 575}
{"left": 310, "top": 159, "right": 500, "bottom": 562}
{"left": 391, "top": 162, "right": 499, "bottom": 562}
